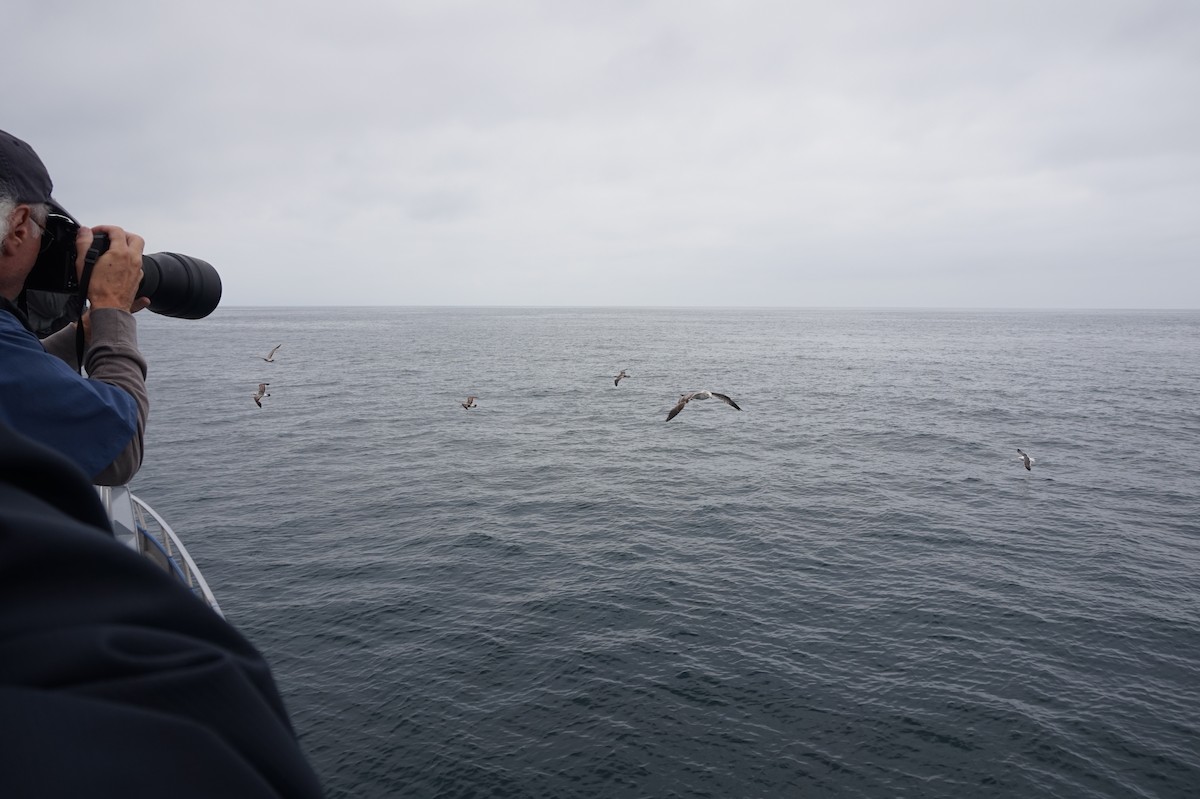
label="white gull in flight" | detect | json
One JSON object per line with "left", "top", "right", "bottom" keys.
{"left": 1016, "top": 448, "right": 1034, "bottom": 471}
{"left": 666, "top": 390, "right": 742, "bottom": 422}
{"left": 253, "top": 383, "right": 271, "bottom": 408}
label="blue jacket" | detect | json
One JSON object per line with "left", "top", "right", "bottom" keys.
{"left": 0, "top": 307, "right": 137, "bottom": 480}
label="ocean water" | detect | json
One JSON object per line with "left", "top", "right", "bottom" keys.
{"left": 131, "top": 307, "right": 1200, "bottom": 798}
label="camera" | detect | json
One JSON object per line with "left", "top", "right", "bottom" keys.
{"left": 22, "top": 212, "right": 222, "bottom": 320}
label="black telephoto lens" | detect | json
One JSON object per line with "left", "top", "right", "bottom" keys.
{"left": 139, "top": 253, "right": 222, "bottom": 319}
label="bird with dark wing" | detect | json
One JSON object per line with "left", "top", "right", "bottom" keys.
{"left": 1017, "top": 448, "right": 1034, "bottom": 471}
{"left": 666, "top": 390, "right": 741, "bottom": 421}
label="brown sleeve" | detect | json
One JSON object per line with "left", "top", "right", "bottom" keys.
{"left": 40, "top": 322, "right": 80, "bottom": 369}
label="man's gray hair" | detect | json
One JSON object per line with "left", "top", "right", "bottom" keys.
{"left": 0, "top": 196, "right": 49, "bottom": 241}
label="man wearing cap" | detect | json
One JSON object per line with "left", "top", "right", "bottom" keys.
{"left": 0, "top": 129, "right": 149, "bottom": 485}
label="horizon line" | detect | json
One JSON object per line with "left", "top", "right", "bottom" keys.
{"left": 211, "top": 304, "right": 1200, "bottom": 312}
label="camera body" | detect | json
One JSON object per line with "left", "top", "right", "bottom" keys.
{"left": 22, "top": 212, "right": 81, "bottom": 295}
{"left": 22, "top": 215, "right": 222, "bottom": 321}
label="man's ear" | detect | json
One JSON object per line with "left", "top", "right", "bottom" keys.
{"left": 1, "top": 205, "right": 35, "bottom": 255}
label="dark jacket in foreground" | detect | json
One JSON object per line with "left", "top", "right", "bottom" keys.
{"left": 0, "top": 423, "right": 323, "bottom": 798}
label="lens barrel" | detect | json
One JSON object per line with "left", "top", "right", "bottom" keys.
{"left": 139, "top": 253, "right": 222, "bottom": 319}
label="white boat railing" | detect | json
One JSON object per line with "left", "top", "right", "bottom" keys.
{"left": 97, "top": 485, "right": 224, "bottom": 618}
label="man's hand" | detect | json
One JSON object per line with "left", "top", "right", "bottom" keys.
{"left": 75, "top": 225, "right": 146, "bottom": 312}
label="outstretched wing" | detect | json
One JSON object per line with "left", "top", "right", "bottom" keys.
{"left": 665, "top": 395, "right": 690, "bottom": 422}
{"left": 712, "top": 392, "right": 741, "bottom": 411}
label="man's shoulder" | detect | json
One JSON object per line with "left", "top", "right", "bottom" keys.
{"left": 0, "top": 309, "right": 81, "bottom": 391}
{"left": 0, "top": 309, "right": 47, "bottom": 353}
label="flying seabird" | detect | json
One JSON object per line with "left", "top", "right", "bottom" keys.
{"left": 614, "top": 369, "right": 629, "bottom": 386}
{"left": 253, "top": 383, "right": 271, "bottom": 408}
{"left": 1017, "top": 448, "right": 1034, "bottom": 471}
{"left": 461, "top": 396, "right": 477, "bottom": 410}
{"left": 262, "top": 344, "right": 282, "bottom": 362}
{"left": 666, "top": 390, "right": 742, "bottom": 422}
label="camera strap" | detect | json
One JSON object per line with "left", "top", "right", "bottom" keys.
{"left": 72, "top": 257, "right": 98, "bottom": 375}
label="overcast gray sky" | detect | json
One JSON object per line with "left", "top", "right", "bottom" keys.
{"left": 6, "top": 0, "right": 1199, "bottom": 307}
